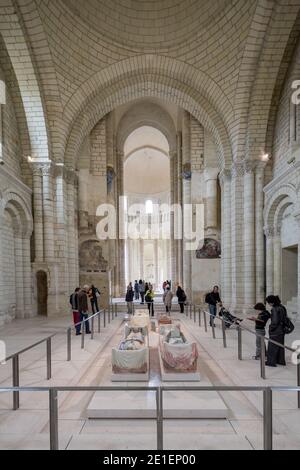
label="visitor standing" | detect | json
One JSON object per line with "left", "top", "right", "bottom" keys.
{"left": 134, "top": 280, "right": 139, "bottom": 301}
{"left": 145, "top": 286, "right": 155, "bottom": 317}
{"left": 176, "top": 285, "right": 186, "bottom": 313}
{"left": 69, "top": 287, "right": 81, "bottom": 335}
{"left": 163, "top": 287, "right": 173, "bottom": 314}
{"left": 88, "top": 284, "right": 101, "bottom": 314}
{"left": 139, "top": 279, "right": 145, "bottom": 304}
{"left": 205, "top": 286, "right": 221, "bottom": 327}
{"left": 78, "top": 285, "right": 91, "bottom": 334}
{"left": 265, "top": 296, "right": 287, "bottom": 367}
{"left": 248, "top": 303, "right": 270, "bottom": 360}
{"left": 126, "top": 283, "right": 134, "bottom": 314}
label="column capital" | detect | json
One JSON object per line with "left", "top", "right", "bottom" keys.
{"left": 39, "top": 162, "right": 54, "bottom": 177}
{"left": 244, "top": 159, "right": 256, "bottom": 175}
{"left": 204, "top": 167, "right": 219, "bottom": 182}
{"left": 218, "top": 169, "right": 231, "bottom": 187}
{"left": 231, "top": 161, "right": 245, "bottom": 178}
{"left": 255, "top": 159, "right": 268, "bottom": 173}
{"left": 264, "top": 225, "right": 274, "bottom": 238}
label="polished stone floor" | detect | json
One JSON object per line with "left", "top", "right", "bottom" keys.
{"left": 0, "top": 302, "right": 299, "bottom": 450}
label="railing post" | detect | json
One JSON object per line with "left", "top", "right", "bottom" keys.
{"left": 193, "top": 305, "right": 196, "bottom": 323}
{"left": 198, "top": 309, "right": 201, "bottom": 327}
{"left": 190, "top": 303, "right": 192, "bottom": 319}
{"left": 297, "top": 353, "right": 300, "bottom": 409}
{"left": 49, "top": 389, "right": 59, "bottom": 451}
{"left": 221, "top": 319, "right": 227, "bottom": 348}
{"left": 91, "top": 315, "right": 94, "bottom": 340}
{"left": 211, "top": 319, "right": 216, "bottom": 339}
{"left": 263, "top": 388, "right": 273, "bottom": 451}
{"left": 104, "top": 309, "right": 106, "bottom": 328}
{"left": 260, "top": 336, "right": 266, "bottom": 380}
{"left": 98, "top": 311, "right": 101, "bottom": 334}
{"left": 81, "top": 324, "right": 85, "bottom": 349}
{"left": 108, "top": 307, "right": 111, "bottom": 324}
{"left": 12, "top": 355, "right": 19, "bottom": 410}
{"left": 67, "top": 328, "right": 71, "bottom": 362}
{"left": 115, "top": 304, "right": 117, "bottom": 317}
{"left": 46, "top": 338, "right": 52, "bottom": 380}
{"left": 156, "top": 387, "right": 163, "bottom": 450}
{"left": 238, "top": 326, "right": 242, "bottom": 360}
{"left": 203, "top": 310, "right": 208, "bottom": 332}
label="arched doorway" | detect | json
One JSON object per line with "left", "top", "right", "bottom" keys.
{"left": 36, "top": 271, "right": 48, "bottom": 316}
{"left": 123, "top": 126, "right": 171, "bottom": 291}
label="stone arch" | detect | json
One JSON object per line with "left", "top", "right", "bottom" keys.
{"left": 245, "top": 1, "right": 300, "bottom": 162}
{"left": 117, "top": 101, "right": 177, "bottom": 154}
{"left": 0, "top": 1, "right": 50, "bottom": 160}
{"left": 0, "top": 191, "right": 33, "bottom": 320}
{"left": 65, "top": 74, "right": 232, "bottom": 170}
{"left": 264, "top": 184, "right": 297, "bottom": 228}
{"left": 0, "top": 191, "right": 33, "bottom": 237}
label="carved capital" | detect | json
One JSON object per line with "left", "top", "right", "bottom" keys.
{"left": 40, "top": 162, "right": 54, "bottom": 177}
{"left": 231, "top": 161, "right": 245, "bottom": 178}
{"left": 219, "top": 169, "right": 231, "bottom": 188}
{"left": 244, "top": 159, "right": 256, "bottom": 175}
{"left": 264, "top": 225, "right": 274, "bottom": 238}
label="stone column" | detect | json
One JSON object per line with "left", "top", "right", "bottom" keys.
{"left": 273, "top": 226, "right": 282, "bottom": 298}
{"left": 177, "top": 132, "right": 183, "bottom": 286}
{"left": 32, "top": 164, "right": 44, "bottom": 261}
{"left": 243, "top": 161, "right": 256, "bottom": 307}
{"left": 22, "top": 236, "right": 32, "bottom": 318}
{"left": 219, "top": 169, "right": 232, "bottom": 306}
{"left": 265, "top": 226, "right": 274, "bottom": 296}
{"left": 295, "top": 213, "right": 300, "bottom": 322}
{"left": 182, "top": 111, "right": 192, "bottom": 298}
{"left": 255, "top": 161, "right": 267, "bottom": 302}
{"left": 230, "top": 162, "right": 245, "bottom": 312}
{"left": 117, "top": 150, "right": 126, "bottom": 294}
{"left": 67, "top": 169, "right": 77, "bottom": 290}
{"left": 139, "top": 238, "right": 144, "bottom": 280}
{"left": 154, "top": 239, "right": 159, "bottom": 288}
{"left": 169, "top": 149, "right": 177, "bottom": 285}
{"left": 54, "top": 165, "right": 68, "bottom": 297}
{"left": 204, "top": 168, "right": 219, "bottom": 234}
{"left": 14, "top": 234, "right": 24, "bottom": 318}
{"left": 41, "top": 163, "right": 55, "bottom": 261}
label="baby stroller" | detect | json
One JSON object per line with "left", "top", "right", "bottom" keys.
{"left": 219, "top": 307, "right": 243, "bottom": 329}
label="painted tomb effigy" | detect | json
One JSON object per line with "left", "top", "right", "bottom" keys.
{"left": 159, "top": 324, "right": 198, "bottom": 374}
{"left": 111, "top": 325, "right": 149, "bottom": 381}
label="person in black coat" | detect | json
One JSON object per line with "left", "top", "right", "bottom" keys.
{"left": 126, "top": 283, "right": 134, "bottom": 314}
{"left": 265, "top": 295, "right": 286, "bottom": 367}
{"left": 176, "top": 286, "right": 186, "bottom": 313}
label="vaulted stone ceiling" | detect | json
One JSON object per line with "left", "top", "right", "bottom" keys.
{"left": 62, "top": 0, "right": 231, "bottom": 49}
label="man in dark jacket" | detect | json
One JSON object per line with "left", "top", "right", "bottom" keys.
{"left": 70, "top": 287, "right": 81, "bottom": 335}
{"left": 265, "top": 295, "right": 286, "bottom": 367}
{"left": 78, "top": 285, "right": 91, "bottom": 334}
{"left": 205, "top": 286, "right": 221, "bottom": 327}
{"left": 126, "top": 283, "right": 134, "bottom": 314}
{"left": 248, "top": 303, "right": 270, "bottom": 360}
{"left": 176, "top": 286, "right": 186, "bottom": 313}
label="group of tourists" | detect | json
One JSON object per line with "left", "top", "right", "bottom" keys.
{"left": 126, "top": 281, "right": 155, "bottom": 316}
{"left": 205, "top": 286, "right": 293, "bottom": 367}
{"left": 69, "top": 284, "right": 101, "bottom": 335}
{"left": 125, "top": 280, "right": 187, "bottom": 317}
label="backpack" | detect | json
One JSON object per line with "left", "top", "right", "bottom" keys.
{"left": 205, "top": 293, "right": 211, "bottom": 304}
{"left": 282, "top": 315, "right": 295, "bottom": 335}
